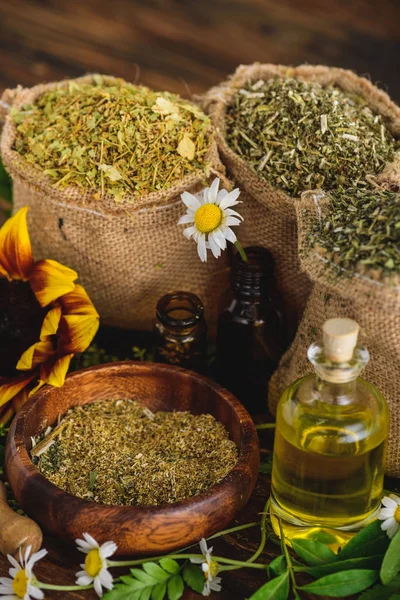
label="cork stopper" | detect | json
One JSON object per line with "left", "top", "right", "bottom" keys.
{"left": 323, "top": 318, "right": 360, "bottom": 363}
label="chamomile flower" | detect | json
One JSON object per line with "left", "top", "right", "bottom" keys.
{"left": 190, "top": 538, "right": 222, "bottom": 596}
{"left": 378, "top": 493, "right": 400, "bottom": 539}
{"left": 178, "top": 178, "right": 243, "bottom": 262}
{"left": 75, "top": 533, "right": 117, "bottom": 598}
{"left": 0, "top": 545, "right": 47, "bottom": 599}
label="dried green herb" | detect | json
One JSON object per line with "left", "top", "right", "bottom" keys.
{"left": 307, "top": 187, "right": 400, "bottom": 277}
{"left": 225, "top": 78, "right": 397, "bottom": 197}
{"left": 12, "top": 76, "right": 212, "bottom": 202}
{"left": 34, "top": 399, "right": 237, "bottom": 506}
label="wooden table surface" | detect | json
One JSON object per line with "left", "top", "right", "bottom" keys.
{"left": 0, "top": 0, "right": 399, "bottom": 102}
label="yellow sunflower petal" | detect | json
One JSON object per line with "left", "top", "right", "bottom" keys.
{"left": 0, "top": 402, "right": 15, "bottom": 425}
{"left": 16, "top": 339, "right": 55, "bottom": 371}
{"left": 59, "top": 314, "right": 99, "bottom": 353}
{"left": 40, "top": 306, "right": 62, "bottom": 339}
{"left": 0, "top": 207, "right": 34, "bottom": 280}
{"left": 40, "top": 353, "right": 73, "bottom": 387}
{"left": 29, "top": 259, "right": 77, "bottom": 307}
{"left": 28, "top": 380, "right": 46, "bottom": 397}
{"left": 60, "top": 284, "right": 99, "bottom": 317}
{"left": 0, "top": 374, "right": 36, "bottom": 407}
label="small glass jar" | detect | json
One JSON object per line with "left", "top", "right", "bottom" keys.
{"left": 154, "top": 291, "right": 207, "bottom": 373}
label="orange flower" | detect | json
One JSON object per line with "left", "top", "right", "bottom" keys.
{"left": 0, "top": 207, "right": 99, "bottom": 422}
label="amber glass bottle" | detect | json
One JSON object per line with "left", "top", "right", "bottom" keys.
{"left": 154, "top": 291, "right": 207, "bottom": 373}
{"left": 215, "top": 247, "right": 284, "bottom": 413}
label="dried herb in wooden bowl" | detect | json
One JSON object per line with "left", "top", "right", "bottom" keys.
{"left": 225, "top": 78, "right": 397, "bottom": 197}
{"left": 32, "top": 399, "right": 237, "bottom": 506}
{"left": 12, "top": 76, "right": 213, "bottom": 202}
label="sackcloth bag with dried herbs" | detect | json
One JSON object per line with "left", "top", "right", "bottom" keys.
{"left": 201, "top": 63, "right": 320, "bottom": 340}
{"left": 0, "top": 75, "right": 230, "bottom": 332}
{"left": 266, "top": 69, "right": 400, "bottom": 477}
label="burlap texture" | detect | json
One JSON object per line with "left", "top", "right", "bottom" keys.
{"left": 269, "top": 184, "right": 400, "bottom": 476}
{"left": 0, "top": 75, "right": 230, "bottom": 333}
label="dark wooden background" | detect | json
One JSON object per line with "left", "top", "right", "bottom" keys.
{"left": 0, "top": 0, "right": 400, "bottom": 102}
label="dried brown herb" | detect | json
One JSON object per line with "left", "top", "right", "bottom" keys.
{"left": 34, "top": 399, "right": 237, "bottom": 506}
{"left": 307, "top": 187, "right": 400, "bottom": 277}
{"left": 225, "top": 78, "right": 397, "bottom": 197}
{"left": 12, "top": 76, "right": 213, "bottom": 202}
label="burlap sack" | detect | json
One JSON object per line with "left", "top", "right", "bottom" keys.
{"left": 0, "top": 75, "right": 230, "bottom": 333}
{"left": 203, "top": 62, "right": 400, "bottom": 343}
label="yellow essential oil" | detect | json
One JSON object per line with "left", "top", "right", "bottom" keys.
{"left": 270, "top": 318, "right": 389, "bottom": 550}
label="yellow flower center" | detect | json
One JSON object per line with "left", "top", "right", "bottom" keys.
{"left": 395, "top": 506, "right": 400, "bottom": 523}
{"left": 12, "top": 570, "right": 29, "bottom": 598}
{"left": 194, "top": 204, "right": 222, "bottom": 234}
{"left": 205, "top": 560, "right": 219, "bottom": 580}
{"left": 85, "top": 549, "right": 103, "bottom": 578}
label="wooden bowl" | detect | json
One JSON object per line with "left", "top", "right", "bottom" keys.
{"left": 6, "top": 362, "right": 259, "bottom": 556}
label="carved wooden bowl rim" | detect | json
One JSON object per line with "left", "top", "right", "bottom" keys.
{"left": 6, "top": 361, "right": 260, "bottom": 555}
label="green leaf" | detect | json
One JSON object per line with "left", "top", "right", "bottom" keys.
{"left": 182, "top": 562, "right": 204, "bottom": 593}
{"left": 102, "top": 581, "right": 143, "bottom": 599}
{"left": 291, "top": 538, "right": 337, "bottom": 566}
{"left": 299, "top": 569, "right": 379, "bottom": 597}
{"left": 159, "top": 558, "right": 180, "bottom": 574}
{"left": 381, "top": 530, "right": 400, "bottom": 584}
{"left": 304, "top": 554, "right": 384, "bottom": 578}
{"left": 130, "top": 569, "right": 157, "bottom": 585}
{"left": 358, "top": 576, "right": 400, "bottom": 600}
{"left": 267, "top": 555, "right": 286, "bottom": 577}
{"left": 151, "top": 582, "right": 167, "bottom": 600}
{"left": 248, "top": 572, "right": 289, "bottom": 600}
{"left": 142, "top": 562, "right": 169, "bottom": 581}
{"left": 167, "top": 574, "right": 184, "bottom": 600}
{"left": 338, "top": 520, "right": 390, "bottom": 560}
{"left": 139, "top": 588, "right": 153, "bottom": 600}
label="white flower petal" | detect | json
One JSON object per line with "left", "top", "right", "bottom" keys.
{"left": 177, "top": 213, "right": 195, "bottom": 225}
{"left": 7, "top": 555, "right": 21, "bottom": 570}
{"left": 224, "top": 216, "right": 242, "bottom": 227}
{"left": 76, "top": 574, "right": 93, "bottom": 586}
{"left": 190, "top": 558, "right": 204, "bottom": 564}
{"left": 75, "top": 540, "right": 92, "bottom": 553}
{"left": 0, "top": 595, "right": 17, "bottom": 600}
{"left": 381, "top": 517, "right": 396, "bottom": 531}
{"left": 99, "top": 569, "right": 114, "bottom": 589}
{"left": 24, "top": 546, "right": 32, "bottom": 566}
{"left": 0, "top": 577, "right": 13, "bottom": 586}
{"left": 93, "top": 577, "right": 103, "bottom": 597}
{"left": 9, "top": 568, "right": 19, "bottom": 579}
{"left": 207, "top": 178, "right": 220, "bottom": 204}
{"left": 387, "top": 521, "right": 400, "bottom": 539}
{"left": 199, "top": 538, "right": 208, "bottom": 556}
{"left": 224, "top": 208, "right": 243, "bottom": 220}
{"left": 183, "top": 226, "right": 197, "bottom": 240}
{"left": 389, "top": 494, "right": 400, "bottom": 505}
{"left": 202, "top": 563, "right": 209, "bottom": 573}
{"left": 219, "top": 188, "right": 241, "bottom": 210}
{"left": 216, "top": 189, "right": 229, "bottom": 205}
{"left": 27, "top": 548, "right": 47, "bottom": 571}
{"left": 221, "top": 226, "right": 237, "bottom": 244}
{"left": 210, "top": 577, "right": 222, "bottom": 592}
{"left": 202, "top": 581, "right": 211, "bottom": 596}
{"left": 378, "top": 507, "right": 396, "bottom": 519}
{"left": 197, "top": 235, "right": 207, "bottom": 262}
{"left": 212, "top": 228, "right": 227, "bottom": 250}
{"left": 181, "top": 191, "right": 201, "bottom": 211}
{"left": 29, "top": 585, "right": 44, "bottom": 600}
{"left": 208, "top": 234, "right": 222, "bottom": 259}
{"left": 381, "top": 496, "right": 398, "bottom": 509}
{"left": 100, "top": 542, "right": 117, "bottom": 559}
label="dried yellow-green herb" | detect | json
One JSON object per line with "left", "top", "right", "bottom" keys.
{"left": 12, "top": 76, "right": 213, "bottom": 202}
{"left": 225, "top": 78, "right": 397, "bottom": 197}
{"left": 34, "top": 399, "right": 237, "bottom": 506}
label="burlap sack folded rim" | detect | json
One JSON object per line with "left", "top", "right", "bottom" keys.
{"left": 296, "top": 189, "right": 400, "bottom": 310}
{"left": 0, "top": 74, "right": 227, "bottom": 216}
{"left": 202, "top": 62, "right": 400, "bottom": 221}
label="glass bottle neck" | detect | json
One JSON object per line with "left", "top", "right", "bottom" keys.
{"left": 315, "top": 376, "right": 358, "bottom": 406}
{"left": 232, "top": 246, "right": 275, "bottom": 299}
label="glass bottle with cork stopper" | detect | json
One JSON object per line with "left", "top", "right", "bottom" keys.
{"left": 270, "top": 318, "right": 389, "bottom": 550}
{"left": 215, "top": 246, "right": 285, "bottom": 413}
{"left": 154, "top": 291, "right": 207, "bottom": 373}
